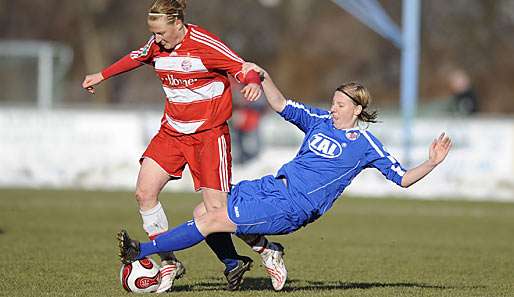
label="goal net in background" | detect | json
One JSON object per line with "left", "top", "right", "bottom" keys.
{"left": 0, "top": 40, "right": 73, "bottom": 108}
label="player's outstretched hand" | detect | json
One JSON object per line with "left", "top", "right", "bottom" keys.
{"left": 241, "top": 83, "right": 262, "bottom": 101}
{"left": 241, "top": 62, "right": 266, "bottom": 101}
{"left": 242, "top": 62, "right": 266, "bottom": 77}
{"left": 82, "top": 72, "right": 104, "bottom": 94}
{"left": 428, "top": 132, "right": 452, "bottom": 166}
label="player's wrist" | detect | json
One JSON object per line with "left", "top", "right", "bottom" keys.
{"left": 425, "top": 159, "right": 439, "bottom": 168}
{"left": 244, "top": 70, "right": 262, "bottom": 85}
{"left": 259, "top": 71, "right": 266, "bottom": 82}
{"left": 100, "top": 69, "right": 111, "bottom": 80}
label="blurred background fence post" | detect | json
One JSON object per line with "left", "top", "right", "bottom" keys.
{"left": 0, "top": 40, "right": 73, "bottom": 109}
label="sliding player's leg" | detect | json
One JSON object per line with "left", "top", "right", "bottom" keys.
{"left": 118, "top": 203, "right": 235, "bottom": 263}
{"left": 119, "top": 178, "right": 287, "bottom": 261}
{"left": 119, "top": 175, "right": 300, "bottom": 290}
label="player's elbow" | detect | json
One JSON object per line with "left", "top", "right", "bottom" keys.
{"left": 400, "top": 177, "right": 411, "bottom": 188}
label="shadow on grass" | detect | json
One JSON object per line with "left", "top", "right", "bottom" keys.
{"left": 169, "top": 277, "right": 290, "bottom": 292}
{"left": 0, "top": 228, "right": 4, "bottom": 234}
{"left": 171, "top": 277, "right": 485, "bottom": 292}
{"left": 242, "top": 278, "right": 452, "bottom": 291}
{"left": 279, "top": 280, "right": 451, "bottom": 291}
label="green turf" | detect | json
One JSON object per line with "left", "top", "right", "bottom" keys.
{"left": 0, "top": 189, "right": 513, "bottom": 297}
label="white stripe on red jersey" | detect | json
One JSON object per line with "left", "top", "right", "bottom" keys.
{"left": 154, "top": 56, "right": 208, "bottom": 73}
{"left": 165, "top": 114, "right": 206, "bottom": 135}
{"left": 163, "top": 81, "right": 224, "bottom": 104}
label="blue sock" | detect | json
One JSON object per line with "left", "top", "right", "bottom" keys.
{"left": 138, "top": 219, "right": 205, "bottom": 259}
{"left": 205, "top": 233, "right": 240, "bottom": 272}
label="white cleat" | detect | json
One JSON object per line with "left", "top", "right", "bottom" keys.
{"left": 155, "top": 259, "right": 186, "bottom": 293}
{"left": 261, "top": 242, "right": 287, "bottom": 291}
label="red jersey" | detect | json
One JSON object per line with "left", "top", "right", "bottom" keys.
{"left": 102, "top": 24, "right": 256, "bottom": 136}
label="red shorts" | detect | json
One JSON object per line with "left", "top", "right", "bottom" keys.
{"left": 141, "top": 124, "right": 232, "bottom": 192}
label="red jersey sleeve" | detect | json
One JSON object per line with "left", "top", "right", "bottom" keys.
{"left": 189, "top": 27, "right": 259, "bottom": 84}
{"left": 101, "top": 55, "right": 141, "bottom": 79}
{"left": 129, "top": 35, "right": 157, "bottom": 64}
{"left": 101, "top": 36, "right": 157, "bottom": 79}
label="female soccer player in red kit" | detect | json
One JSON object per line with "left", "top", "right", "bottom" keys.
{"left": 82, "top": 0, "right": 285, "bottom": 292}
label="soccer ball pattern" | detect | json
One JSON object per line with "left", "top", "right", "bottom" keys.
{"left": 120, "top": 258, "right": 161, "bottom": 293}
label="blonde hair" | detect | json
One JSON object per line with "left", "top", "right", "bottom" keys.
{"left": 336, "top": 82, "right": 378, "bottom": 123}
{"left": 148, "top": 0, "right": 187, "bottom": 24}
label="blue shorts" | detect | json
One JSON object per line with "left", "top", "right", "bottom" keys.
{"left": 227, "top": 175, "right": 309, "bottom": 235}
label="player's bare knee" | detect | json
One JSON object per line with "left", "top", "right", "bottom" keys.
{"left": 134, "top": 188, "right": 158, "bottom": 210}
{"left": 198, "top": 209, "right": 234, "bottom": 233}
{"left": 193, "top": 202, "right": 207, "bottom": 218}
{"left": 194, "top": 213, "right": 217, "bottom": 236}
{"left": 134, "top": 188, "right": 146, "bottom": 203}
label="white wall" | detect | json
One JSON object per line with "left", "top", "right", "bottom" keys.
{"left": 1, "top": 108, "right": 513, "bottom": 201}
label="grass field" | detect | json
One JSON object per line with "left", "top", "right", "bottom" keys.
{"left": 0, "top": 189, "right": 513, "bottom": 297}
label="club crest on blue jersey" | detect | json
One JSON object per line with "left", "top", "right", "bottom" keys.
{"left": 345, "top": 130, "right": 360, "bottom": 141}
{"left": 308, "top": 133, "right": 342, "bottom": 158}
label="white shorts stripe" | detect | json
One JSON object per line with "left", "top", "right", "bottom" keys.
{"left": 218, "top": 136, "right": 227, "bottom": 192}
{"left": 221, "top": 135, "right": 230, "bottom": 190}
{"left": 190, "top": 29, "right": 244, "bottom": 63}
{"left": 218, "top": 136, "right": 224, "bottom": 191}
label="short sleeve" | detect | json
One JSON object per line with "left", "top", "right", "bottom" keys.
{"left": 362, "top": 131, "right": 406, "bottom": 186}
{"left": 278, "top": 100, "right": 331, "bottom": 133}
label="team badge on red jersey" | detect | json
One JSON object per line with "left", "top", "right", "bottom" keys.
{"left": 181, "top": 59, "right": 192, "bottom": 71}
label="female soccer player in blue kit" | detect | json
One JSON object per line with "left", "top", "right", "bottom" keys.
{"left": 118, "top": 62, "right": 452, "bottom": 291}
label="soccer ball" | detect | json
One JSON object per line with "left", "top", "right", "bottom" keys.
{"left": 120, "top": 258, "right": 161, "bottom": 293}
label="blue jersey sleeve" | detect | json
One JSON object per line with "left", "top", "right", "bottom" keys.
{"left": 362, "top": 131, "right": 406, "bottom": 186}
{"left": 278, "top": 100, "right": 331, "bottom": 133}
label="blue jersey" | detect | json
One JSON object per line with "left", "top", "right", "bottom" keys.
{"left": 275, "top": 100, "right": 406, "bottom": 222}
